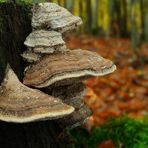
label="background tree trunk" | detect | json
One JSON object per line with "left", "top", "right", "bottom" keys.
{"left": 78, "top": 0, "right": 84, "bottom": 33}
{"left": 85, "top": 0, "right": 92, "bottom": 33}
{"left": 107, "top": 0, "right": 114, "bottom": 38}
{"left": 64, "top": 0, "right": 74, "bottom": 13}
{"left": 130, "top": 0, "right": 140, "bottom": 49}
{"left": 0, "top": 2, "right": 73, "bottom": 148}
{"left": 92, "top": 0, "right": 99, "bottom": 34}
{"left": 144, "top": 0, "right": 148, "bottom": 41}
{"left": 57, "top": 0, "right": 62, "bottom": 6}
{"left": 140, "top": 0, "right": 145, "bottom": 40}
{"left": 121, "top": 0, "right": 128, "bottom": 37}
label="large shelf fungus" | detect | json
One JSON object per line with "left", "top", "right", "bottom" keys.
{"left": 23, "top": 49, "right": 116, "bottom": 88}
{"left": 0, "top": 66, "right": 74, "bottom": 123}
{"left": 32, "top": 3, "right": 82, "bottom": 33}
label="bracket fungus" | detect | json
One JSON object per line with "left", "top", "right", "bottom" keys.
{"left": 19, "top": 2, "right": 116, "bottom": 127}
{"left": 24, "top": 30, "right": 67, "bottom": 54}
{"left": 32, "top": 3, "right": 82, "bottom": 33}
{"left": 0, "top": 66, "right": 74, "bottom": 123}
{"left": 23, "top": 49, "right": 116, "bottom": 88}
{"left": 21, "top": 50, "right": 42, "bottom": 63}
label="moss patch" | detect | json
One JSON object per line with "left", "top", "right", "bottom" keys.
{"left": 70, "top": 117, "right": 148, "bottom": 148}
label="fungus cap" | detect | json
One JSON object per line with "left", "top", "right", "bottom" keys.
{"left": 32, "top": 3, "right": 82, "bottom": 33}
{"left": 24, "top": 30, "right": 65, "bottom": 47}
{"left": 0, "top": 65, "right": 74, "bottom": 123}
{"left": 23, "top": 49, "right": 116, "bottom": 88}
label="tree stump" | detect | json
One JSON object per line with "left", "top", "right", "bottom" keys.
{"left": 0, "top": 2, "right": 73, "bottom": 148}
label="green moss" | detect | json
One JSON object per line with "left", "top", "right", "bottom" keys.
{"left": 0, "top": 0, "right": 6, "bottom": 3}
{"left": 70, "top": 117, "right": 148, "bottom": 148}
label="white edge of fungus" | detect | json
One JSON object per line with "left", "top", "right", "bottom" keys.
{"left": 0, "top": 65, "right": 75, "bottom": 123}
{"left": 36, "top": 64, "right": 117, "bottom": 88}
{"left": 0, "top": 106, "right": 74, "bottom": 123}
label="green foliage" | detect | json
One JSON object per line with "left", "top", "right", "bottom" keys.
{"left": 0, "top": 0, "right": 44, "bottom": 4}
{"left": 70, "top": 117, "right": 148, "bottom": 148}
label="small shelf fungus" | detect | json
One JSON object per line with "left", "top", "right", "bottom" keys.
{"left": 32, "top": 3, "right": 82, "bottom": 33}
{"left": 23, "top": 49, "right": 116, "bottom": 88}
{"left": 0, "top": 2, "right": 116, "bottom": 127}
{"left": 24, "top": 30, "right": 67, "bottom": 54}
{"left": 0, "top": 66, "right": 74, "bottom": 123}
{"left": 21, "top": 50, "right": 42, "bottom": 63}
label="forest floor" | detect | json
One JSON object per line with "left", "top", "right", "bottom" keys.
{"left": 66, "top": 34, "right": 148, "bottom": 129}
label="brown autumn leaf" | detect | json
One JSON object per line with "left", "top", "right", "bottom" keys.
{"left": 97, "top": 140, "right": 115, "bottom": 148}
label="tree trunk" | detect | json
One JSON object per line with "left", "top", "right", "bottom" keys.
{"left": 57, "top": 0, "right": 62, "bottom": 5}
{"left": 85, "top": 0, "right": 92, "bottom": 33}
{"left": 130, "top": 0, "right": 140, "bottom": 49}
{"left": 121, "top": 0, "right": 128, "bottom": 37}
{"left": 140, "top": 0, "right": 145, "bottom": 40}
{"left": 144, "top": 0, "right": 148, "bottom": 41}
{"left": 0, "top": 2, "right": 73, "bottom": 148}
{"left": 114, "top": 0, "right": 121, "bottom": 37}
{"left": 92, "top": 0, "right": 99, "bottom": 34}
{"left": 107, "top": 0, "right": 114, "bottom": 38}
{"left": 0, "top": 2, "right": 31, "bottom": 83}
{"left": 78, "top": 0, "right": 83, "bottom": 33}
{"left": 64, "top": 0, "right": 74, "bottom": 13}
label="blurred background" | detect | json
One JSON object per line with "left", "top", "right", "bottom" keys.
{"left": 45, "top": 0, "right": 148, "bottom": 123}
{"left": 50, "top": 0, "right": 148, "bottom": 147}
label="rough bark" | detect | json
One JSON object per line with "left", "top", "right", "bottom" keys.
{"left": 0, "top": 1, "right": 31, "bottom": 83}
{"left": 0, "top": 2, "right": 73, "bottom": 148}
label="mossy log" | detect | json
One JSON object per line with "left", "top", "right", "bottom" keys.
{"left": 0, "top": 2, "right": 73, "bottom": 148}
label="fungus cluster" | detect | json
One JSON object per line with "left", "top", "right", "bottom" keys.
{"left": 0, "top": 3, "right": 116, "bottom": 127}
